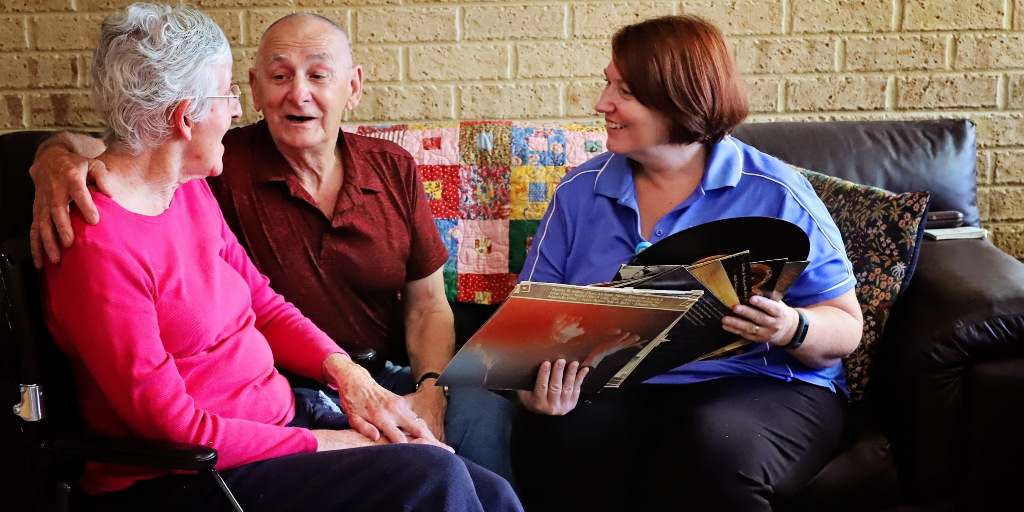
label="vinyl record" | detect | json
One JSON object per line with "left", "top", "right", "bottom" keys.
{"left": 628, "top": 216, "right": 810, "bottom": 266}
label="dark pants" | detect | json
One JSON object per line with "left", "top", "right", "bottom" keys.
{"left": 510, "top": 377, "right": 846, "bottom": 512}
{"left": 88, "top": 389, "right": 523, "bottom": 512}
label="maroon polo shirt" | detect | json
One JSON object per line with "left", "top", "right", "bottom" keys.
{"left": 209, "top": 121, "right": 448, "bottom": 365}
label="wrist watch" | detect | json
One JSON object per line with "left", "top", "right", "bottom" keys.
{"left": 414, "top": 372, "right": 449, "bottom": 398}
{"left": 785, "top": 310, "right": 810, "bottom": 350}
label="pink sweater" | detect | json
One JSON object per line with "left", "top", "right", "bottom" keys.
{"left": 43, "top": 179, "right": 345, "bottom": 494}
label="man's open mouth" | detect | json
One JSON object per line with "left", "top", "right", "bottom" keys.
{"left": 285, "top": 115, "right": 316, "bottom": 123}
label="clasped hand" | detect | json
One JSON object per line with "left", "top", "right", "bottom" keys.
{"left": 322, "top": 354, "right": 452, "bottom": 452}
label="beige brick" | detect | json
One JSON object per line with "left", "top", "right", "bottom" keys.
{"left": 461, "top": 84, "right": 561, "bottom": 119}
{"left": 744, "top": 77, "right": 779, "bottom": 113}
{"left": 0, "top": 95, "right": 25, "bottom": 129}
{"left": 0, "top": 54, "right": 78, "bottom": 89}
{"left": 248, "top": 10, "right": 348, "bottom": 47}
{"left": 466, "top": 5, "right": 565, "bottom": 41}
{"left": 518, "top": 42, "right": 609, "bottom": 79}
{"left": 231, "top": 48, "right": 256, "bottom": 84}
{"left": 204, "top": 10, "right": 243, "bottom": 46}
{"left": 1018, "top": 0, "right": 1024, "bottom": 29}
{"left": 572, "top": 3, "right": 675, "bottom": 39}
{"left": 979, "top": 186, "right": 1024, "bottom": 221}
{"left": 846, "top": 35, "right": 947, "bottom": 71}
{"left": 792, "top": 0, "right": 892, "bottom": 34}
{"left": 735, "top": 38, "right": 834, "bottom": 74}
{"left": 409, "top": 45, "right": 507, "bottom": 81}
{"left": 683, "top": 1, "right": 784, "bottom": 36}
{"left": 0, "top": 17, "right": 26, "bottom": 51}
{"left": 787, "top": 76, "right": 888, "bottom": 111}
{"left": 989, "top": 223, "right": 1024, "bottom": 257}
{"left": 34, "top": 15, "right": 104, "bottom": 51}
{"left": 82, "top": 53, "right": 93, "bottom": 87}
{"left": 1010, "top": 73, "right": 1024, "bottom": 109}
{"left": 957, "top": 35, "right": 1024, "bottom": 70}
{"left": 974, "top": 114, "right": 1024, "bottom": 148}
{"left": 296, "top": 0, "right": 399, "bottom": 5}
{"left": 978, "top": 151, "right": 992, "bottom": 185}
{"left": 898, "top": 75, "right": 998, "bottom": 109}
{"left": 354, "top": 85, "right": 453, "bottom": 121}
{"left": 567, "top": 81, "right": 604, "bottom": 116}
{"left": 77, "top": 0, "right": 148, "bottom": 9}
{"left": 1, "top": 0, "right": 71, "bottom": 12}
{"left": 993, "top": 151, "right": 1024, "bottom": 184}
{"left": 353, "top": 46, "right": 401, "bottom": 82}
{"left": 29, "top": 92, "right": 102, "bottom": 127}
{"left": 194, "top": 0, "right": 294, "bottom": 7}
{"left": 904, "top": 0, "right": 1004, "bottom": 31}
{"left": 356, "top": 8, "right": 456, "bottom": 43}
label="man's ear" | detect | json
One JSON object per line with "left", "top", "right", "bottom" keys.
{"left": 171, "top": 99, "right": 193, "bottom": 141}
{"left": 345, "top": 65, "right": 364, "bottom": 111}
{"left": 248, "top": 68, "right": 262, "bottom": 112}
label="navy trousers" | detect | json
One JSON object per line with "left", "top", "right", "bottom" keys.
{"left": 511, "top": 376, "right": 846, "bottom": 512}
{"left": 87, "top": 388, "right": 523, "bottom": 512}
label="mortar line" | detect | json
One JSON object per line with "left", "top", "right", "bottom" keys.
{"left": 1005, "top": 0, "right": 1015, "bottom": 30}
{"left": 893, "top": 0, "right": 904, "bottom": 32}
{"left": 998, "top": 73, "right": 1009, "bottom": 109}
{"left": 782, "top": 0, "right": 793, "bottom": 35}
{"left": 946, "top": 34, "right": 957, "bottom": 71}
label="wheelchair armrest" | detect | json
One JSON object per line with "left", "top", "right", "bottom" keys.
{"left": 49, "top": 437, "right": 218, "bottom": 471}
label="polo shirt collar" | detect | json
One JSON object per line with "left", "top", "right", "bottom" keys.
{"left": 251, "top": 121, "right": 384, "bottom": 194}
{"left": 592, "top": 135, "right": 744, "bottom": 201}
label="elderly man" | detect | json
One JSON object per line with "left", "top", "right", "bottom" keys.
{"left": 30, "top": 12, "right": 514, "bottom": 484}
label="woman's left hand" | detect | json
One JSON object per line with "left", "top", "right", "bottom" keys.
{"left": 722, "top": 295, "right": 800, "bottom": 347}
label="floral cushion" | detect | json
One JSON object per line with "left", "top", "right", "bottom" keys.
{"left": 794, "top": 166, "right": 930, "bottom": 400}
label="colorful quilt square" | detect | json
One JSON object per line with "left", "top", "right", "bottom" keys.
{"left": 460, "top": 121, "right": 512, "bottom": 167}
{"left": 457, "top": 220, "right": 509, "bottom": 274}
{"left": 512, "top": 125, "right": 567, "bottom": 167}
{"left": 565, "top": 128, "right": 608, "bottom": 167}
{"left": 403, "top": 124, "right": 459, "bottom": 165}
{"left": 457, "top": 273, "right": 520, "bottom": 305}
{"left": 356, "top": 124, "right": 408, "bottom": 147}
{"left": 443, "top": 271, "right": 458, "bottom": 302}
{"left": 434, "top": 218, "right": 459, "bottom": 273}
{"left": 528, "top": 182, "right": 547, "bottom": 202}
{"left": 508, "top": 220, "right": 541, "bottom": 274}
{"left": 420, "top": 165, "right": 459, "bottom": 219}
{"left": 510, "top": 166, "right": 567, "bottom": 220}
{"left": 459, "top": 165, "right": 511, "bottom": 220}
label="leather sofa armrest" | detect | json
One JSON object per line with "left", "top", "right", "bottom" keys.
{"left": 49, "top": 437, "right": 217, "bottom": 471}
{"left": 875, "top": 239, "right": 1024, "bottom": 501}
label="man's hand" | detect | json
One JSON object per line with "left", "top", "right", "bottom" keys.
{"left": 403, "top": 380, "right": 447, "bottom": 443}
{"left": 518, "top": 359, "right": 589, "bottom": 416}
{"left": 321, "top": 354, "right": 450, "bottom": 450}
{"left": 311, "top": 428, "right": 454, "bottom": 453}
{"left": 29, "top": 138, "right": 112, "bottom": 268}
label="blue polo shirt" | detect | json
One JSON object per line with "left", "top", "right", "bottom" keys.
{"left": 519, "top": 135, "right": 855, "bottom": 392}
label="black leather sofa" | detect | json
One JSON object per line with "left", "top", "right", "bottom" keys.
{"left": 4, "top": 119, "right": 1024, "bottom": 511}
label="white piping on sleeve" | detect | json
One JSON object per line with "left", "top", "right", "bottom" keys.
{"left": 526, "top": 155, "right": 614, "bottom": 282}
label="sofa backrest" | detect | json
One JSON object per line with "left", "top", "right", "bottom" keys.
{"left": 732, "top": 119, "right": 978, "bottom": 226}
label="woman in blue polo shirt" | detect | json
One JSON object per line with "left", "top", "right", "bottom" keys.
{"left": 510, "top": 15, "right": 863, "bottom": 512}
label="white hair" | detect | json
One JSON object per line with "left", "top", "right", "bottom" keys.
{"left": 90, "top": 2, "right": 232, "bottom": 153}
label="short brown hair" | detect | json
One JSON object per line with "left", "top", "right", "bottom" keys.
{"left": 611, "top": 15, "right": 748, "bottom": 145}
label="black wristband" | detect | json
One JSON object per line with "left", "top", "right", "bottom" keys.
{"left": 785, "top": 310, "right": 809, "bottom": 349}
{"left": 414, "top": 372, "right": 442, "bottom": 391}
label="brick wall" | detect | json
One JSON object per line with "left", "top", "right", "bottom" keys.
{"left": 2, "top": 0, "right": 1023, "bottom": 255}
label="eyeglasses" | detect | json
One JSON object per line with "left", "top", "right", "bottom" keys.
{"left": 206, "top": 84, "right": 241, "bottom": 100}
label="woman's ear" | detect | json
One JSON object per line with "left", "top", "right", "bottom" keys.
{"left": 171, "top": 99, "right": 194, "bottom": 142}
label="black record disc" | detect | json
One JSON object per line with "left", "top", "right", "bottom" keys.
{"left": 628, "top": 216, "right": 810, "bottom": 266}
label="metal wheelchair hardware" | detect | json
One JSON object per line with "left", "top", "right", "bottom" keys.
{"left": 13, "top": 384, "right": 45, "bottom": 421}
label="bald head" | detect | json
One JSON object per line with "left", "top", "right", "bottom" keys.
{"left": 256, "top": 13, "right": 353, "bottom": 70}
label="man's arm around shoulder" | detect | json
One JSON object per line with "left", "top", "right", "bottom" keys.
{"left": 29, "top": 131, "right": 112, "bottom": 268}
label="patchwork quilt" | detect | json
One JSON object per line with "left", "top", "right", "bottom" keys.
{"left": 343, "top": 121, "right": 609, "bottom": 305}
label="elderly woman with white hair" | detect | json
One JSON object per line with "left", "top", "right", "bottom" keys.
{"left": 40, "top": 4, "right": 521, "bottom": 512}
